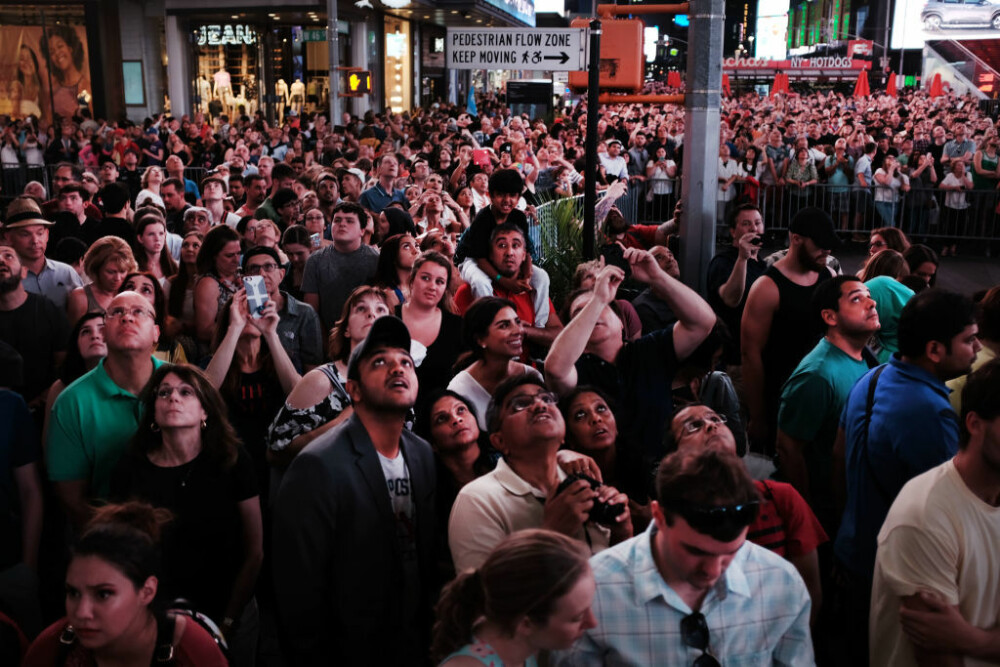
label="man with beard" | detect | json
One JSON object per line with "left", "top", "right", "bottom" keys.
{"left": 315, "top": 171, "right": 340, "bottom": 223}
{"left": 0, "top": 244, "right": 69, "bottom": 407}
{"left": 741, "top": 207, "right": 837, "bottom": 457}
{"left": 48, "top": 290, "right": 163, "bottom": 528}
{"left": 273, "top": 316, "right": 437, "bottom": 665}
{"left": 338, "top": 168, "right": 365, "bottom": 204}
{"left": 2, "top": 197, "right": 81, "bottom": 310}
{"left": 835, "top": 289, "right": 981, "bottom": 665}
{"left": 870, "top": 361, "right": 1000, "bottom": 667}
{"left": 160, "top": 178, "right": 190, "bottom": 234}
{"left": 777, "top": 276, "right": 881, "bottom": 533}
{"left": 449, "top": 373, "right": 631, "bottom": 571}
{"left": 235, "top": 174, "right": 267, "bottom": 219}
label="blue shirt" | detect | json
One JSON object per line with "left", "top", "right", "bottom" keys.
{"left": 359, "top": 183, "right": 407, "bottom": 215}
{"left": 23, "top": 258, "right": 82, "bottom": 311}
{"left": 834, "top": 356, "right": 960, "bottom": 578}
{"left": 552, "top": 524, "right": 814, "bottom": 666}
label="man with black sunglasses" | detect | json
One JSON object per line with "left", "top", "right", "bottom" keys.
{"left": 554, "top": 448, "right": 813, "bottom": 665}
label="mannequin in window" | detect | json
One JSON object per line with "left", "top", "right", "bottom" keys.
{"left": 289, "top": 78, "right": 306, "bottom": 116}
{"left": 244, "top": 73, "right": 259, "bottom": 117}
{"left": 198, "top": 75, "right": 212, "bottom": 115}
{"left": 275, "top": 78, "right": 290, "bottom": 123}
{"left": 213, "top": 69, "right": 232, "bottom": 116}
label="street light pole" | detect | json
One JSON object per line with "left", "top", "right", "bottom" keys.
{"left": 328, "top": 0, "right": 341, "bottom": 127}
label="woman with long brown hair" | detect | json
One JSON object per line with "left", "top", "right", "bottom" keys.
{"left": 110, "top": 364, "right": 262, "bottom": 662}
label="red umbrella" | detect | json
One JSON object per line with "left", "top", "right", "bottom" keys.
{"left": 886, "top": 71, "right": 897, "bottom": 96}
{"left": 722, "top": 72, "right": 731, "bottom": 96}
{"left": 771, "top": 72, "right": 784, "bottom": 96}
{"left": 929, "top": 72, "right": 944, "bottom": 97}
{"left": 853, "top": 69, "right": 870, "bottom": 98}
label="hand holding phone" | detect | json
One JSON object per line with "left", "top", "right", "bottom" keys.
{"left": 243, "top": 276, "right": 269, "bottom": 319}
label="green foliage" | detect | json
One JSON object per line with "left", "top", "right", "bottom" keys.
{"left": 537, "top": 196, "right": 585, "bottom": 312}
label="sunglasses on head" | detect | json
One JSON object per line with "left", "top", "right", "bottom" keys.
{"left": 664, "top": 499, "right": 759, "bottom": 533}
{"left": 681, "top": 612, "right": 721, "bottom": 667}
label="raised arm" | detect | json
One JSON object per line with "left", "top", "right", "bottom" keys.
{"left": 544, "top": 264, "right": 624, "bottom": 395}
{"left": 624, "top": 247, "right": 715, "bottom": 360}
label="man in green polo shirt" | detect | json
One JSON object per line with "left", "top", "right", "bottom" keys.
{"left": 48, "top": 291, "right": 163, "bottom": 528}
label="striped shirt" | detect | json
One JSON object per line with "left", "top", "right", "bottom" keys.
{"left": 552, "top": 523, "right": 815, "bottom": 666}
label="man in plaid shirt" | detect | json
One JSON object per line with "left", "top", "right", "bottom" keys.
{"left": 554, "top": 447, "right": 814, "bottom": 666}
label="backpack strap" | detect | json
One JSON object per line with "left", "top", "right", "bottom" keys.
{"left": 152, "top": 612, "right": 176, "bottom": 664}
{"left": 861, "top": 365, "right": 894, "bottom": 506}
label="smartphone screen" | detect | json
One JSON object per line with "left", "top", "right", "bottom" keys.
{"left": 243, "top": 276, "right": 269, "bottom": 319}
{"left": 310, "top": 233, "right": 321, "bottom": 248}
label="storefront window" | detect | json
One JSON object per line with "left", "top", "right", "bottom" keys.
{"left": 384, "top": 17, "right": 411, "bottom": 113}
{"left": 0, "top": 4, "right": 91, "bottom": 123}
{"left": 193, "top": 22, "right": 260, "bottom": 119}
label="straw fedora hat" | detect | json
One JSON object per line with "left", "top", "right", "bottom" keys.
{"left": 3, "top": 197, "right": 53, "bottom": 230}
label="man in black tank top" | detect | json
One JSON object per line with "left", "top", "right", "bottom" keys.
{"left": 741, "top": 207, "right": 840, "bottom": 457}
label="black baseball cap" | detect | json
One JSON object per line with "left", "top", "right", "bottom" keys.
{"left": 347, "top": 316, "right": 412, "bottom": 381}
{"left": 241, "top": 245, "right": 282, "bottom": 272}
{"left": 789, "top": 207, "right": 842, "bottom": 250}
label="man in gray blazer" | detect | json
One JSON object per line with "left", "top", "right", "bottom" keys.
{"left": 273, "top": 316, "right": 437, "bottom": 665}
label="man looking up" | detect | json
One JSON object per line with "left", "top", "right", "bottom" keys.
{"left": 835, "top": 288, "right": 980, "bottom": 663}
{"left": 48, "top": 291, "right": 164, "bottom": 528}
{"left": 202, "top": 176, "right": 240, "bottom": 228}
{"left": 449, "top": 373, "right": 630, "bottom": 571}
{"left": 273, "top": 316, "right": 437, "bottom": 665}
{"left": 777, "top": 276, "right": 880, "bottom": 532}
{"left": 315, "top": 171, "right": 340, "bottom": 223}
{"left": 455, "top": 168, "right": 551, "bottom": 327}
{"left": 359, "top": 154, "right": 407, "bottom": 215}
{"left": 741, "top": 207, "right": 837, "bottom": 457}
{"left": 254, "top": 163, "right": 297, "bottom": 223}
{"left": 553, "top": 447, "right": 813, "bottom": 665}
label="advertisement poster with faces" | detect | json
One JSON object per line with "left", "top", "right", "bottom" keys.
{"left": 0, "top": 24, "right": 91, "bottom": 123}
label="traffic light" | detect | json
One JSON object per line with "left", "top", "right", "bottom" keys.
{"left": 339, "top": 69, "right": 371, "bottom": 96}
{"left": 568, "top": 18, "right": 645, "bottom": 93}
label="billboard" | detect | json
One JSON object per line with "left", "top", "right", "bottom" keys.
{"left": 0, "top": 24, "right": 91, "bottom": 123}
{"left": 756, "top": 0, "right": 789, "bottom": 59}
{"left": 893, "top": 0, "right": 1000, "bottom": 50}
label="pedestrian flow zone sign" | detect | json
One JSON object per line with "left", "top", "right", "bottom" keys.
{"left": 447, "top": 28, "right": 588, "bottom": 71}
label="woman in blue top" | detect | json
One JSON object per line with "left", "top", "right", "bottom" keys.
{"left": 432, "top": 529, "right": 596, "bottom": 666}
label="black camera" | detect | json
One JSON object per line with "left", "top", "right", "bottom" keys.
{"left": 749, "top": 236, "right": 763, "bottom": 246}
{"left": 555, "top": 473, "right": 626, "bottom": 526}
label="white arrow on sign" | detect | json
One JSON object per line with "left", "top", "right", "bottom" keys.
{"left": 447, "top": 28, "right": 588, "bottom": 71}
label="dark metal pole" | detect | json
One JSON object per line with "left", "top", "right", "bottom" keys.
{"left": 328, "top": 0, "right": 341, "bottom": 127}
{"left": 679, "top": 0, "right": 723, "bottom": 294}
{"left": 583, "top": 19, "right": 601, "bottom": 260}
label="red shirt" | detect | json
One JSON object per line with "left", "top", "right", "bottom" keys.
{"left": 613, "top": 224, "right": 659, "bottom": 250}
{"left": 454, "top": 282, "right": 555, "bottom": 327}
{"left": 24, "top": 616, "right": 228, "bottom": 667}
{"left": 748, "top": 480, "right": 829, "bottom": 558}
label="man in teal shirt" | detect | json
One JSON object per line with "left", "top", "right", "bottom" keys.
{"left": 777, "top": 276, "right": 880, "bottom": 532}
{"left": 48, "top": 291, "right": 163, "bottom": 529}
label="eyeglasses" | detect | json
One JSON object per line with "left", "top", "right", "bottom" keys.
{"left": 680, "top": 612, "right": 721, "bottom": 667}
{"left": 679, "top": 413, "right": 727, "bottom": 435}
{"left": 245, "top": 263, "right": 280, "bottom": 275}
{"left": 155, "top": 385, "right": 197, "bottom": 400}
{"left": 106, "top": 306, "right": 155, "bottom": 321}
{"left": 869, "top": 240, "right": 887, "bottom": 249}
{"left": 506, "top": 391, "right": 558, "bottom": 414}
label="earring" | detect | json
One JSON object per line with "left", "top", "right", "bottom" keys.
{"left": 201, "top": 419, "right": 207, "bottom": 429}
{"left": 150, "top": 422, "right": 160, "bottom": 432}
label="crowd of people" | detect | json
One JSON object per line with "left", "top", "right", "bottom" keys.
{"left": 0, "top": 81, "right": 998, "bottom": 667}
